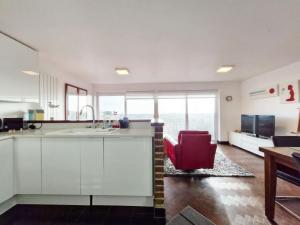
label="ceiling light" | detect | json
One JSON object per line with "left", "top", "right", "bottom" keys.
{"left": 115, "top": 68, "right": 129, "bottom": 75}
{"left": 217, "top": 65, "right": 234, "bottom": 73}
{"left": 22, "top": 70, "right": 39, "bottom": 76}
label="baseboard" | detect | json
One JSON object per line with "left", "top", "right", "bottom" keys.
{"left": 93, "top": 196, "right": 154, "bottom": 207}
{"left": 0, "top": 195, "right": 154, "bottom": 216}
{"left": 217, "top": 140, "right": 229, "bottom": 145}
{"left": 0, "top": 197, "right": 17, "bottom": 215}
{"left": 16, "top": 195, "right": 90, "bottom": 205}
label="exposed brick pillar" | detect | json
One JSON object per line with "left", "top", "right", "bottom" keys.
{"left": 151, "top": 119, "right": 165, "bottom": 220}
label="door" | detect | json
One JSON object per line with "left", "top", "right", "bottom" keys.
{"left": 0, "top": 139, "right": 14, "bottom": 203}
{"left": 15, "top": 138, "right": 42, "bottom": 194}
{"left": 81, "top": 138, "right": 104, "bottom": 195}
{"left": 42, "top": 138, "right": 81, "bottom": 195}
{"left": 103, "top": 137, "right": 153, "bottom": 196}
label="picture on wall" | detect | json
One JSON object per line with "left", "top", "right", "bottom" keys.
{"left": 249, "top": 85, "right": 278, "bottom": 99}
{"left": 279, "top": 80, "right": 300, "bottom": 104}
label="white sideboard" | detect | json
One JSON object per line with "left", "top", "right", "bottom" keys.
{"left": 229, "top": 132, "right": 274, "bottom": 157}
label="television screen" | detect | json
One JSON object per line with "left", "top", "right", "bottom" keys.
{"left": 241, "top": 115, "right": 256, "bottom": 134}
{"left": 256, "top": 115, "right": 275, "bottom": 138}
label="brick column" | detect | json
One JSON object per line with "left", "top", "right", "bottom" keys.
{"left": 151, "top": 119, "right": 165, "bottom": 220}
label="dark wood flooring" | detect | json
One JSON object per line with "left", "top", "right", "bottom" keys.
{"left": 0, "top": 205, "right": 165, "bottom": 225}
{"left": 164, "top": 144, "right": 300, "bottom": 225}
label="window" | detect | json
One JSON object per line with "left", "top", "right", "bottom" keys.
{"left": 157, "top": 92, "right": 217, "bottom": 140}
{"left": 188, "top": 94, "right": 216, "bottom": 140}
{"left": 65, "top": 84, "right": 88, "bottom": 120}
{"left": 98, "top": 95, "right": 125, "bottom": 120}
{"left": 158, "top": 95, "right": 186, "bottom": 139}
{"left": 97, "top": 91, "right": 217, "bottom": 140}
{"left": 126, "top": 93, "right": 154, "bottom": 120}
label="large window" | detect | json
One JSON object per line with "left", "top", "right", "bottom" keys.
{"left": 126, "top": 93, "right": 154, "bottom": 120}
{"left": 65, "top": 84, "right": 88, "bottom": 120}
{"left": 158, "top": 92, "right": 217, "bottom": 140}
{"left": 188, "top": 94, "right": 216, "bottom": 138}
{"left": 98, "top": 95, "right": 125, "bottom": 120}
{"left": 158, "top": 95, "right": 186, "bottom": 139}
{"left": 97, "top": 91, "right": 217, "bottom": 140}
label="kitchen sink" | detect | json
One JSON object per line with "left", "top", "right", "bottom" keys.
{"left": 45, "top": 128, "right": 120, "bottom": 135}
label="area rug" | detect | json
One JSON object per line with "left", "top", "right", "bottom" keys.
{"left": 167, "top": 205, "right": 216, "bottom": 225}
{"left": 164, "top": 151, "right": 254, "bottom": 177}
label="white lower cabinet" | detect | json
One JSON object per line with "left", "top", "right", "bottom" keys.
{"left": 81, "top": 138, "right": 104, "bottom": 195}
{"left": 42, "top": 138, "right": 81, "bottom": 195}
{"left": 103, "top": 137, "right": 153, "bottom": 196}
{"left": 14, "top": 138, "right": 41, "bottom": 194}
{"left": 0, "top": 134, "right": 153, "bottom": 205}
{"left": 0, "top": 138, "right": 14, "bottom": 204}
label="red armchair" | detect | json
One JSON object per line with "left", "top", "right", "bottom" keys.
{"left": 163, "top": 131, "right": 217, "bottom": 170}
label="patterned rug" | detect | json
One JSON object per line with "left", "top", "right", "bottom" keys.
{"left": 164, "top": 151, "right": 254, "bottom": 177}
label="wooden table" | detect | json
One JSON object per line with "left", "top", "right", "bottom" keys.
{"left": 259, "top": 147, "right": 299, "bottom": 221}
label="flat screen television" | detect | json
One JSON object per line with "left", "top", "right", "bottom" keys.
{"left": 241, "top": 114, "right": 256, "bottom": 135}
{"left": 256, "top": 115, "right": 275, "bottom": 138}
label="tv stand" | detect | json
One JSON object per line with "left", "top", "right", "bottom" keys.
{"left": 229, "top": 132, "right": 274, "bottom": 157}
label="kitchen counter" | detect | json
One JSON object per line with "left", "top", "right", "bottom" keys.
{"left": 0, "top": 126, "right": 154, "bottom": 211}
{"left": 0, "top": 128, "right": 154, "bottom": 140}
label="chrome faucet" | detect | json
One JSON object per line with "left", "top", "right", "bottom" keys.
{"left": 79, "top": 105, "right": 96, "bottom": 128}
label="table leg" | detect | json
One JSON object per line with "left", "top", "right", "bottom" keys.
{"left": 264, "top": 154, "right": 277, "bottom": 221}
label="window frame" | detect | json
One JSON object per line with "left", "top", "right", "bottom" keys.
{"left": 64, "top": 83, "right": 88, "bottom": 120}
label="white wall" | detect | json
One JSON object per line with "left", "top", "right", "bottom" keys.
{"left": 94, "top": 81, "right": 241, "bottom": 141}
{"left": 39, "top": 54, "right": 94, "bottom": 120}
{"left": 241, "top": 61, "right": 300, "bottom": 135}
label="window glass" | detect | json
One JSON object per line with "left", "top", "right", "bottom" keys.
{"left": 99, "top": 95, "right": 125, "bottom": 120}
{"left": 158, "top": 98, "right": 186, "bottom": 139}
{"left": 126, "top": 99, "right": 154, "bottom": 120}
{"left": 96, "top": 92, "right": 217, "bottom": 140}
{"left": 65, "top": 84, "right": 88, "bottom": 120}
{"left": 188, "top": 96, "right": 216, "bottom": 139}
{"left": 66, "top": 85, "right": 78, "bottom": 120}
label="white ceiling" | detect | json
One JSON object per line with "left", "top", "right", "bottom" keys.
{"left": 1, "top": 0, "right": 300, "bottom": 84}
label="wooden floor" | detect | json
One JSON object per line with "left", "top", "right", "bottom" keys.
{"left": 0, "top": 205, "right": 165, "bottom": 225}
{"left": 164, "top": 144, "right": 300, "bottom": 225}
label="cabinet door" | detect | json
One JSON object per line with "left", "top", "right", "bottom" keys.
{"left": 81, "top": 138, "right": 103, "bottom": 195}
{"left": 103, "top": 137, "right": 152, "bottom": 196}
{"left": 42, "top": 138, "right": 81, "bottom": 195}
{"left": 15, "top": 138, "right": 41, "bottom": 194}
{"left": 0, "top": 139, "right": 14, "bottom": 203}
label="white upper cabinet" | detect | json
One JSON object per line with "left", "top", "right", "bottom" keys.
{"left": 0, "top": 33, "right": 39, "bottom": 103}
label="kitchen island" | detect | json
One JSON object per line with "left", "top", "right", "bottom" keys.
{"left": 0, "top": 127, "right": 154, "bottom": 215}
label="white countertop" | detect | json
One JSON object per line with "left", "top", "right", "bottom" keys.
{"left": 0, "top": 128, "right": 154, "bottom": 140}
